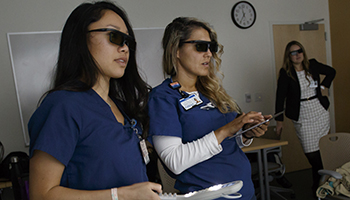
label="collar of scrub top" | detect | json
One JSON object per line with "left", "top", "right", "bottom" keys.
{"left": 169, "top": 78, "right": 217, "bottom": 111}
{"left": 169, "top": 78, "right": 190, "bottom": 98}
{"left": 112, "top": 98, "right": 142, "bottom": 139}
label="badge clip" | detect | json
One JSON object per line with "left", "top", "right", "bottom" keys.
{"left": 180, "top": 94, "right": 203, "bottom": 110}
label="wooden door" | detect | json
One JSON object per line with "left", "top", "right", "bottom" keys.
{"left": 329, "top": 0, "right": 350, "bottom": 132}
{"left": 272, "top": 24, "right": 327, "bottom": 172}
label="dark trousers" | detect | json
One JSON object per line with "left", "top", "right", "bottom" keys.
{"left": 304, "top": 150, "right": 323, "bottom": 191}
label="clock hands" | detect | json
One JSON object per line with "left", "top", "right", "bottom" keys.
{"left": 240, "top": 7, "right": 246, "bottom": 24}
{"left": 232, "top": 1, "right": 256, "bottom": 29}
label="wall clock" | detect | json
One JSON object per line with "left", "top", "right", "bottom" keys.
{"left": 231, "top": 1, "right": 256, "bottom": 29}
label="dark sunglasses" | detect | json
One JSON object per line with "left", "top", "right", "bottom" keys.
{"left": 290, "top": 48, "right": 303, "bottom": 56}
{"left": 88, "top": 28, "right": 136, "bottom": 51}
{"left": 181, "top": 40, "right": 218, "bottom": 53}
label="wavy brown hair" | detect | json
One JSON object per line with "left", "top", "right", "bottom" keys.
{"left": 282, "top": 40, "right": 311, "bottom": 83}
{"left": 162, "top": 17, "right": 240, "bottom": 114}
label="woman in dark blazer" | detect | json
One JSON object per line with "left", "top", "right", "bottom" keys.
{"left": 275, "top": 41, "right": 336, "bottom": 194}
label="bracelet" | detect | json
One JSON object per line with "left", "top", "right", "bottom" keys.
{"left": 242, "top": 132, "right": 255, "bottom": 139}
{"left": 111, "top": 188, "right": 118, "bottom": 200}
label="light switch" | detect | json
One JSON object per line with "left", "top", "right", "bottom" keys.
{"left": 245, "top": 93, "right": 251, "bottom": 103}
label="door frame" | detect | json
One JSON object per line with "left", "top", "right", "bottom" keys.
{"left": 268, "top": 21, "right": 335, "bottom": 172}
{"left": 269, "top": 21, "right": 335, "bottom": 133}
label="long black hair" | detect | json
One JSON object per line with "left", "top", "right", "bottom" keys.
{"left": 48, "top": 1, "right": 151, "bottom": 136}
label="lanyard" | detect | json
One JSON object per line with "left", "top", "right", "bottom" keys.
{"left": 169, "top": 78, "right": 189, "bottom": 98}
{"left": 112, "top": 98, "right": 142, "bottom": 140}
{"left": 130, "top": 119, "right": 142, "bottom": 140}
{"left": 110, "top": 97, "right": 149, "bottom": 164}
{"left": 169, "top": 78, "right": 204, "bottom": 110}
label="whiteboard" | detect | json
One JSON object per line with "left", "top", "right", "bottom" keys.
{"left": 7, "top": 28, "right": 164, "bottom": 146}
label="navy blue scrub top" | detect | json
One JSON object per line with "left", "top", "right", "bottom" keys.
{"left": 29, "top": 89, "right": 148, "bottom": 190}
{"left": 148, "top": 78, "right": 254, "bottom": 200}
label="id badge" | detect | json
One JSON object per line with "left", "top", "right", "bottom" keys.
{"left": 309, "top": 80, "right": 318, "bottom": 88}
{"left": 139, "top": 139, "right": 150, "bottom": 165}
{"left": 180, "top": 94, "right": 203, "bottom": 110}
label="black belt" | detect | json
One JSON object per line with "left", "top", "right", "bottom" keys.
{"left": 300, "top": 95, "right": 317, "bottom": 101}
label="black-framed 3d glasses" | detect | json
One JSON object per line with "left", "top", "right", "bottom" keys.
{"left": 181, "top": 40, "right": 218, "bottom": 53}
{"left": 290, "top": 48, "right": 303, "bottom": 56}
{"left": 88, "top": 28, "right": 136, "bottom": 51}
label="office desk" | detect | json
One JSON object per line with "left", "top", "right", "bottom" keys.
{"left": 243, "top": 138, "right": 288, "bottom": 200}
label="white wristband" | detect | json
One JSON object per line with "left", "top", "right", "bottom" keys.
{"left": 111, "top": 188, "right": 118, "bottom": 200}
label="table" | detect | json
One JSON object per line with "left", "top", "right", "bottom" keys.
{"left": 243, "top": 138, "right": 288, "bottom": 200}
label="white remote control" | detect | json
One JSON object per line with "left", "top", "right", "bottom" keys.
{"left": 159, "top": 180, "right": 243, "bottom": 200}
{"left": 158, "top": 193, "right": 177, "bottom": 200}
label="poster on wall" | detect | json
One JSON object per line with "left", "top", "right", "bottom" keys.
{"left": 8, "top": 28, "right": 164, "bottom": 146}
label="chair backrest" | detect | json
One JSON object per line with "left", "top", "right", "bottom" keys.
{"left": 319, "top": 133, "right": 350, "bottom": 170}
{"left": 157, "top": 159, "right": 179, "bottom": 194}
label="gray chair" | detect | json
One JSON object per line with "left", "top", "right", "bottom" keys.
{"left": 266, "top": 147, "right": 295, "bottom": 200}
{"left": 317, "top": 132, "right": 350, "bottom": 200}
{"left": 251, "top": 146, "right": 295, "bottom": 200}
{"left": 251, "top": 126, "right": 295, "bottom": 200}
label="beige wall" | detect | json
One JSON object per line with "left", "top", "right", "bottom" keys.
{"left": 329, "top": 0, "right": 350, "bottom": 132}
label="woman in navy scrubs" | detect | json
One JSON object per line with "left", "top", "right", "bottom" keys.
{"left": 29, "top": 2, "right": 162, "bottom": 200}
{"left": 148, "top": 17, "right": 271, "bottom": 200}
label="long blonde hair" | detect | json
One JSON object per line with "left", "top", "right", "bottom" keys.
{"left": 162, "top": 17, "right": 241, "bottom": 114}
{"left": 282, "top": 41, "right": 311, "bottom": 82}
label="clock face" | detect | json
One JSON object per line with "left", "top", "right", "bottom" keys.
{"left": 231, "top": 1, "right": 256, "bottom": 29}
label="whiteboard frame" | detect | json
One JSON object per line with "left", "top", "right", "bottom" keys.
{"left": 8, "top": 31, "right": 61, "bottom": 146}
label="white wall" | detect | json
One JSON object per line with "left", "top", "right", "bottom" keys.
{"left": 0, "top": 0, "right": 331, "bottom": 156}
